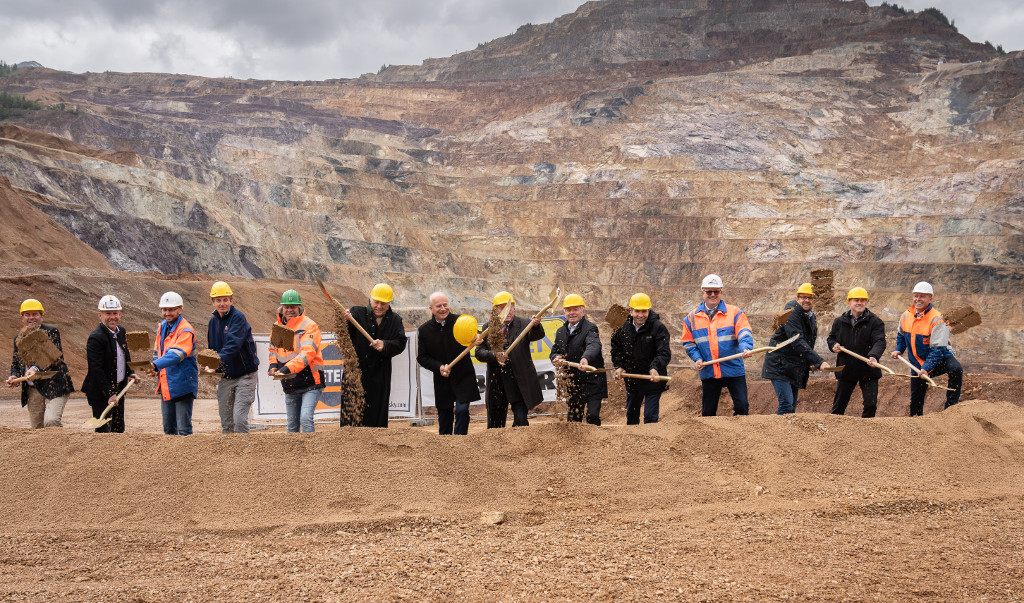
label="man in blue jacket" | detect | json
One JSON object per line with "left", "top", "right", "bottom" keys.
{"left": 207, "top": 281, "right": 260, "bottom": 433}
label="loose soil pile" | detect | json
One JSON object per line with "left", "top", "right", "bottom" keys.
{"left": 1, "top": 376, "right": 1023, "bottom": 600}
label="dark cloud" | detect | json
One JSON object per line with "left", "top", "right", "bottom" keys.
{"left": 0, "top": 0, "right": 1020, "bottom": 81}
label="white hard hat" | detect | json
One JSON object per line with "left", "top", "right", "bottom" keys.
{"left": 701, "top": 274, "right": 724, "bottom": 289}
{"left": 912, "top": 281, "right": 934, "bottom": 295}
{"left": 159, "top": 291, "right": 184, "bottom": 308}
{"left": 98, "top": 295, "right": 122, "bottom": 311}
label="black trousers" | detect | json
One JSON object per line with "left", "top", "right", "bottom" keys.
{"left": 567, "top": 391, "right": 602, "bottom": 425}
{"left": 87, "top": 381, "right": 128, "bottom": 433}
{"left": 486, "top": 377, "right": 529, "bottom": 428}
{"left": 700, "top": 376, "right": 748, "bottom": 416}
{"left": 910, "top": 356, "right": 963, "bottom": 416}
{"left": 831, "top": 377, "right": 879, "bottom": 418}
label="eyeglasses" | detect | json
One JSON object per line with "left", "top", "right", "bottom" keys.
{"left": 703, "top": 290, "right": 721, "bottom": 295}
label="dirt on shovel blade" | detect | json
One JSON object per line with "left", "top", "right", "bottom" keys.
{"left": 334, "top": 307, "right": 365, "bottom": 427}
{"left": 945, "top": 304, "right": 983, "bottom": 335}
{"left": 15, "top": 327, "right": 62, "bottom": 369}
{"left": 771, "top": 308, "right": 794, "bottom": 331}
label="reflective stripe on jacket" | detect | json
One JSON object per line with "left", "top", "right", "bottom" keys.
{"left": 153, "top": 316, "right": 198, "bottom": 401}
{"left": 681, "top": 301, "right": 754, "bottom": 380}
{"left": 269, "top": 314, "right": 323, "bottom": 386}
{"left": 894, "top": 304, "right": 954, "bottom": 372}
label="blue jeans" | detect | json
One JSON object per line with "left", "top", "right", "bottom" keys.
{"left": 438, "top": 400, "right": 471, "bottom": 435}
{"left": 772, "top": 380, "right": 799, "bottom": 415}
{"left": 625, "top": 391, "right": 661, "bottom": 424}
{"left": 285, "top": 389, "right": 321, "bottom": 433}
{"left": 161, "top": 394, "right": 194, "bottom": 436}
{"left": 910, "top": 356, "right": 963, "bottom": 416}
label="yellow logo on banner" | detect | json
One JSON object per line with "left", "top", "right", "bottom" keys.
{"left": 469, "top": 316, "right": 564, "bottom": 364}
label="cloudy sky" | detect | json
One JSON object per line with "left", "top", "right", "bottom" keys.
{"left": 1, "top": 0, "right": 1020, "bottom": 81}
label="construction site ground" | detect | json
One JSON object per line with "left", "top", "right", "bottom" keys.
{"left": 2, "top": 374, "right": 1023, "bottom": 601}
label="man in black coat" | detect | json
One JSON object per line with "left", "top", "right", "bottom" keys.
{"left": 476, "top": 291, "right": 545, "bottom": 428}
{"left": 827, "top": 287, "right": 886, "bottom": 418}
{"left": 761, "top": 284, "right": 829, "bottom": 415}
{"left": 344, "top": 283, "right": 408, "bottom": 428}
{"left": 610, "top": 293, "right": 671, "bottom": 424}
{"left": 417, "top": 292, "right": 482, "bottom": 435}
{"left": 82, "top": 295, "right": 140, "bottom": 433}
{"left": 7, "top": 298, "right": 75, "bottom": 428}
{"left": 550, "top": 294, "right": 607, "bottom": 425}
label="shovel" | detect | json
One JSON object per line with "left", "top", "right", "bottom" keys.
{"left": 447, "top": 303, "right": 513, "bottom": 371}
{"left": 9, "top": 370, "right": 57, "bottom": 384}
{"left": 820, "top": 366, "right": 845, "bottom": 373}
{"left": 894, "top": 355, "right": 955, "bottom": 391}
{"left": 701, "top": 334, "right": 800, "bottom": 367}
{"left": 83, "top": 380, "right": 134, "bottom": 429}
{"left": 837, "top": 346, "right": 895, "bottom": 375}
{"left": 314, "top": 276, "right": 375, "bottom": 344}
{"left": 503, "top": 285, "right": 560, "bottom": 356}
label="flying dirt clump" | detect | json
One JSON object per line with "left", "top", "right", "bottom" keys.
{"left": 945, "top": 305, "right": 983, "bottom": 335}
{"left": 810, "top": 268, "right": 835, "bottom": 315}
{"left": 334, "top": 306, "right": 366, "bottom": 427}
{"left": 196, "top": 349, "right": 221, "bottom": 371}
{"left": 125, "top": 331, "right": 154, "bottom": 370}
{"left": 270, "top": 323, "right": 295, "bottom": 351}
{"left": 15, "top": 327, "right": 62, "bottom": 368}
{"left": 486, "top": 305, "right": 506, "bottom": 353}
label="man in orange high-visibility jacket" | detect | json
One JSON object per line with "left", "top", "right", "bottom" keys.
{"left": 891, "top": 281, "right": 962, "bottom": 415}
{"left": 147, "top": 291, "right": 199, "bottom": 435}
{"left": 268, "top": 290, "right": 325, "bottom": 433}
{"left": 681, "top": 274, "right": 755, "bottom": 416}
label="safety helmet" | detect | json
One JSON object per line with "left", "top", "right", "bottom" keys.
{"left": 701, "top": 274, "right": 723, "bottom": 289}
{"left": 493, "top": 291, "right": 514, "bottom": 306}
{"left": 210, "top": 281, "right": 233, "bottom": 298}
{"left": 796, "top": 283, "right": 815, "bottom": 296}
{"left": 453, "top": 315, "right": 479, "bottom": 347}
{"left": 912, "top": 281, "right": 934, "bottom": 295}
{"left": 159, "top": 291, "right": 184, "bottom": 309}
{"left": 846, "top": 287, "right": 870, "bottom": 302}
{"left": 628, "top": 293, "right": 652, "bottom": 310}
{"left": 370, "top": 283, "right": 394, "bottom": 303}
{"left": 562, "top": 293, "right": 586, "bottom": 309}
{"left": 19, "top": 299, "right": 44, "bottom": 315}
{"left": 280, "top": 290, "right": 302, "bottom": 305}
{"left": 98, "top": 295, "right": 123, "bottom": 311}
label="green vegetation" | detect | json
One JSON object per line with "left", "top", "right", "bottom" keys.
{"left": 922, "top": 7, "right": 957, "bottom": 33}
{"left": 1, "top": 91, "right": 81, "bottom": 120}
{"left": 377, "top": 64, "right": 390, "bottom": 75}
{"left": 0, "top": 60, "right": 18, "bottom": 77}
{"left": 879, "top": 2, "right": 911, "bottom": 15}
{"left": 984, "top": 41, "right": 1007, "bottom": 55}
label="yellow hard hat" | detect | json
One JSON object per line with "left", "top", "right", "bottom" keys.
{"left": 796, "top": 283, "right": 815, "bottom": 296}
{"left": 20, "top": 299, "right": 44, "bottom": 315}
{"left": 562, "top": 293, "right": 586, "bottom": 309}
{"left": 210, "top": 281, "right": 233, "bottom": 298}
{"left": 370, "top": 283, "right": 394, "bottom": 303}
{"left": 847, "top": 287, "right": 869, "bottom": 302}
{"left": 493, "top": 291, "right": 514, "bottom": 306}
{"left": 628, "top": 293, "right": 651, "bottom": 310}
{"left": 453, "top": 315, "right": 479, "bottom": 347}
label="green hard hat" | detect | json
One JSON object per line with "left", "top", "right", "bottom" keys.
{"left": 280, "top": 289, "right": 303, "bottom": 305}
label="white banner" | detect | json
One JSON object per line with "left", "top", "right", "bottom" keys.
{"left": 419, "top": 316, "right": 563, "bottom": 408}
{"left": 253, "top": 330, "right": 419, "bottom": 421}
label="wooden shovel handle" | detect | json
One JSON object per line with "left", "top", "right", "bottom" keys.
{"left": 447, "top": 326, "right": 489, "bottom": 371}
{"left": 315, "top": 275, "right": 375, "bottom": 344}
{"left": 894, "top": 355, "right": 946, "bottom": 388}
{"left": 503, "top": 296, "right": 558, "bottom": 357}
{"left": 620, "top": 372, "right": 672, "bottom": 383}
{"left": 701, "top": 347, "right": 768, "bottom": 367}
{"left": 838, "top": 346, "right": 894, "bottom": 374}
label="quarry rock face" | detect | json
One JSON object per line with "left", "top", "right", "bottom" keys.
{"left": 0, "top": 0, "right": 1021, "bottom": 375}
